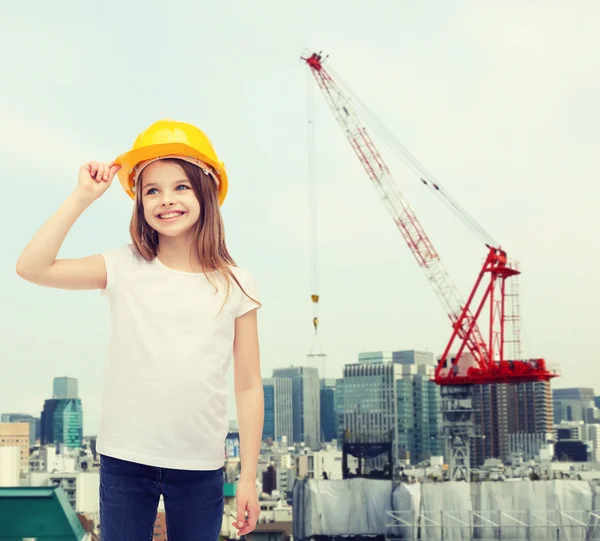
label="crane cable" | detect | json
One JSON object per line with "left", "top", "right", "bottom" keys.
{"left": 306, "top": 67, "right": 325, "bottom": 362}
{"left": 326, "top": 65, "right": 498, "bottom": 248}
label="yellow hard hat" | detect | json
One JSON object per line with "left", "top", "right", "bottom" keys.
{"left": 114, "top": 119, "right": 228, "bottom": 205}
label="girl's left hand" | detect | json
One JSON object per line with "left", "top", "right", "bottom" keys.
{"left": 232, "top": 478, "right": 260, "bottom": 536}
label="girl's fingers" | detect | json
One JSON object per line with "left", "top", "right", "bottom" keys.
{"left": 108, "top": 164, "right": 121, "bottom": 180}
{"left": 83, "top": 161, "right": 118, "bottom": 183}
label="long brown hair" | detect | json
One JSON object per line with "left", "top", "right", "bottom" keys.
{"left": 129, "top": 158, "right": 255, "bottom": 305}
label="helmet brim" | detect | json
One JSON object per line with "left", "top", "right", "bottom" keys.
{"left": 115, "top": 142, "right": 228, "bottom": 205}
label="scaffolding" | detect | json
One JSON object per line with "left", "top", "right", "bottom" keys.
{"left": 385, "top": 508, "right": 600, "bottom": 540}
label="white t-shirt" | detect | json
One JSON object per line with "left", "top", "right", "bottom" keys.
{"left": 96, "top": 244, "right": 260, "bottom": 470}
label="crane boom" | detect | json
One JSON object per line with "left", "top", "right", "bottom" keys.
{"left": 304, "top": 52, "right": 490, "bottom": 374}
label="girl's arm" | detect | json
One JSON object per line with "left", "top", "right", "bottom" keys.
{"left": 16, "top": 161, "right": 120, "bottom": 290}
{"left": 232, "top": 308, "right": 263, "bottom": 536}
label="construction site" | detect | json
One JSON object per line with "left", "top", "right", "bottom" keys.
{"left": 291, "top": 51, "right": 581, "bottom": 541}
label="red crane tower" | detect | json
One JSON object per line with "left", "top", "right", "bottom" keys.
{"left": 303, "top": 51, "right": 558, "bottom": 480}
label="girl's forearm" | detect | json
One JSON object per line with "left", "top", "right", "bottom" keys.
{"left": 235, "top": 384, "right": 264, "bottom": 481}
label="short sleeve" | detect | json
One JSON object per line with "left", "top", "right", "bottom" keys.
{"left": 236, "top": 269, "right": 261, "bottom": 318}
{"left": 100, "top": 244, "right": 135, "bottom": 296}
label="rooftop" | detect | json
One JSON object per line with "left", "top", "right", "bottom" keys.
{"left": 0, "top": 486, "right": 86, "bottom": 541}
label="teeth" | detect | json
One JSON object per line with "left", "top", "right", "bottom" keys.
{"left": 159, "top": 212, "right": 183, "bottom": 219}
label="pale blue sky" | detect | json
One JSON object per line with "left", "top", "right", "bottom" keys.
{"left": 1, "top": 1, "right": 598, "bottom": 435}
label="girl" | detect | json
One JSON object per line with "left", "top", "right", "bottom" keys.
{"left": 16, "top": 120, "right": 264, "bottom": 540}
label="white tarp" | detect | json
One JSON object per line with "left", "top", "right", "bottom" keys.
{"left": 420, "top": 481, "right": 472, "bottom": 541}
{"left": 292, "top": 478, "right": 392, "bottom": 538}
{"left": 473, "top": 480, "right": 593, "bottom": 541}
{"left": 390, "top": 482, "right": 421, "bottom": 539}
{"left": 293, "top": 478, "right": 600, "bottom": 540}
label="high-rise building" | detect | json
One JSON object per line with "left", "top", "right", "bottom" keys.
{"left": 53, "top": 377, "right": 79, "bottom": 400}
{"left": 320, "top": 379, "right": 337, "bottom": 443}
{"left": 510, "top": 381, "right": 553, "bottom": 435}
{"left": 396, "top": 363, "right": 442, "bottom": 463}
{"left": 55, "top": 400, "right": 84, "bottom": 448}
{"left": 341, "top": 351, "right": 442, "bottom": 464}
{"left": 472, "top": 381, "right": 553, "bottom": 466}
{"left": 335, "top": 378, "right": 345, "bottom": 443}
{"left": 40, "top": 400, "right": 58, "bottom": 445}
{"left": 262, "top": 378, "right": 293, "bottom": 443}
{"left": 471, "top": 384, "right": 501, "bottom": 465}
{"left": 41, "top": 398, "right": 84, "bottom": 448}
{"left": 41, "top": 378, "right": 84, "bottom": 448}
{"left": 586, "top": 424, "right": 600, "bottom": 462}
{"left": 40, "top": 377, "right": 83, "bottom": 448}
{"left": 342, "top": 360, "right": 398, "bottom": 454}
{"left": 553, "top": 387, "right": 596, "bottom": 424}
{"left": 272, "top": 367, "right": 320, "bottom": 450}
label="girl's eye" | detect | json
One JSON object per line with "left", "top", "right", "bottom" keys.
{"left": 144, "top": 185, "right": 188, "bottom": 195}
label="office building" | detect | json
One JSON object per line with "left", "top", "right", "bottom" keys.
{"left": 262, "top": 378, "right": 293, "bottom": 443}
{"left": 341, "top": 360, "right": 398, "bottom": 464}
{"left": 335, "top": 378, "right": 345, "bottom": 443}
{"left": 41, "top": 398, "right": 84, "bottom": 448}
{"left": 320, "top": 379, "right": 337, "bottom": 443}
{"left": 340, "top": 352, "right": 442, "bottom": 464}
{"left": 472, "top": 381, "right": 553, "bottom": 466}
{"left": 272, "top": 367, "right": 320, "bottom": 449}
{"left": 41, "top": 377, "right": 84, "bottom": 448}
{"left": 41, "top": 400, "right": 84, "bottom": 448}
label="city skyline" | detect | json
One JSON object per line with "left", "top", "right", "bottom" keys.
{"left": 5, "top": 364, "right": 600, "bottom": 441}
{"left": 2, "top": 2, "right": 598, "bottom": 435}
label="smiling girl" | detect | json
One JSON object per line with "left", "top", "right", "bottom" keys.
{"left": 16, "top": 120, "right": 264, "bottom": 540}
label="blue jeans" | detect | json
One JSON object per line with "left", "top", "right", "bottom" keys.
{"left": 99, "top": 454, "right": 224, "bottom": 541}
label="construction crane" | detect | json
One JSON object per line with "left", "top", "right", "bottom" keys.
{"left": 302, "top": 51, "right": 559, "bottom": 480}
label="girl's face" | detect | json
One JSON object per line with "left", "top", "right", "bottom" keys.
{"left": 140, "top": 160, "right": 201, "bottom": 238}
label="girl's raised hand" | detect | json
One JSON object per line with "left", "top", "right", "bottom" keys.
{"left": 77, "top": 161, "right": 121, "bottom": 201}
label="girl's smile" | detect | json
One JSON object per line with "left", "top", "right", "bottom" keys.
{"left": 156, "top": 210, "right": 186, "bottom": 221}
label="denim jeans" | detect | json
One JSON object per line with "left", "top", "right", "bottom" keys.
{"left": 99, "top": 454, "right": 224, "bottom": 541}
